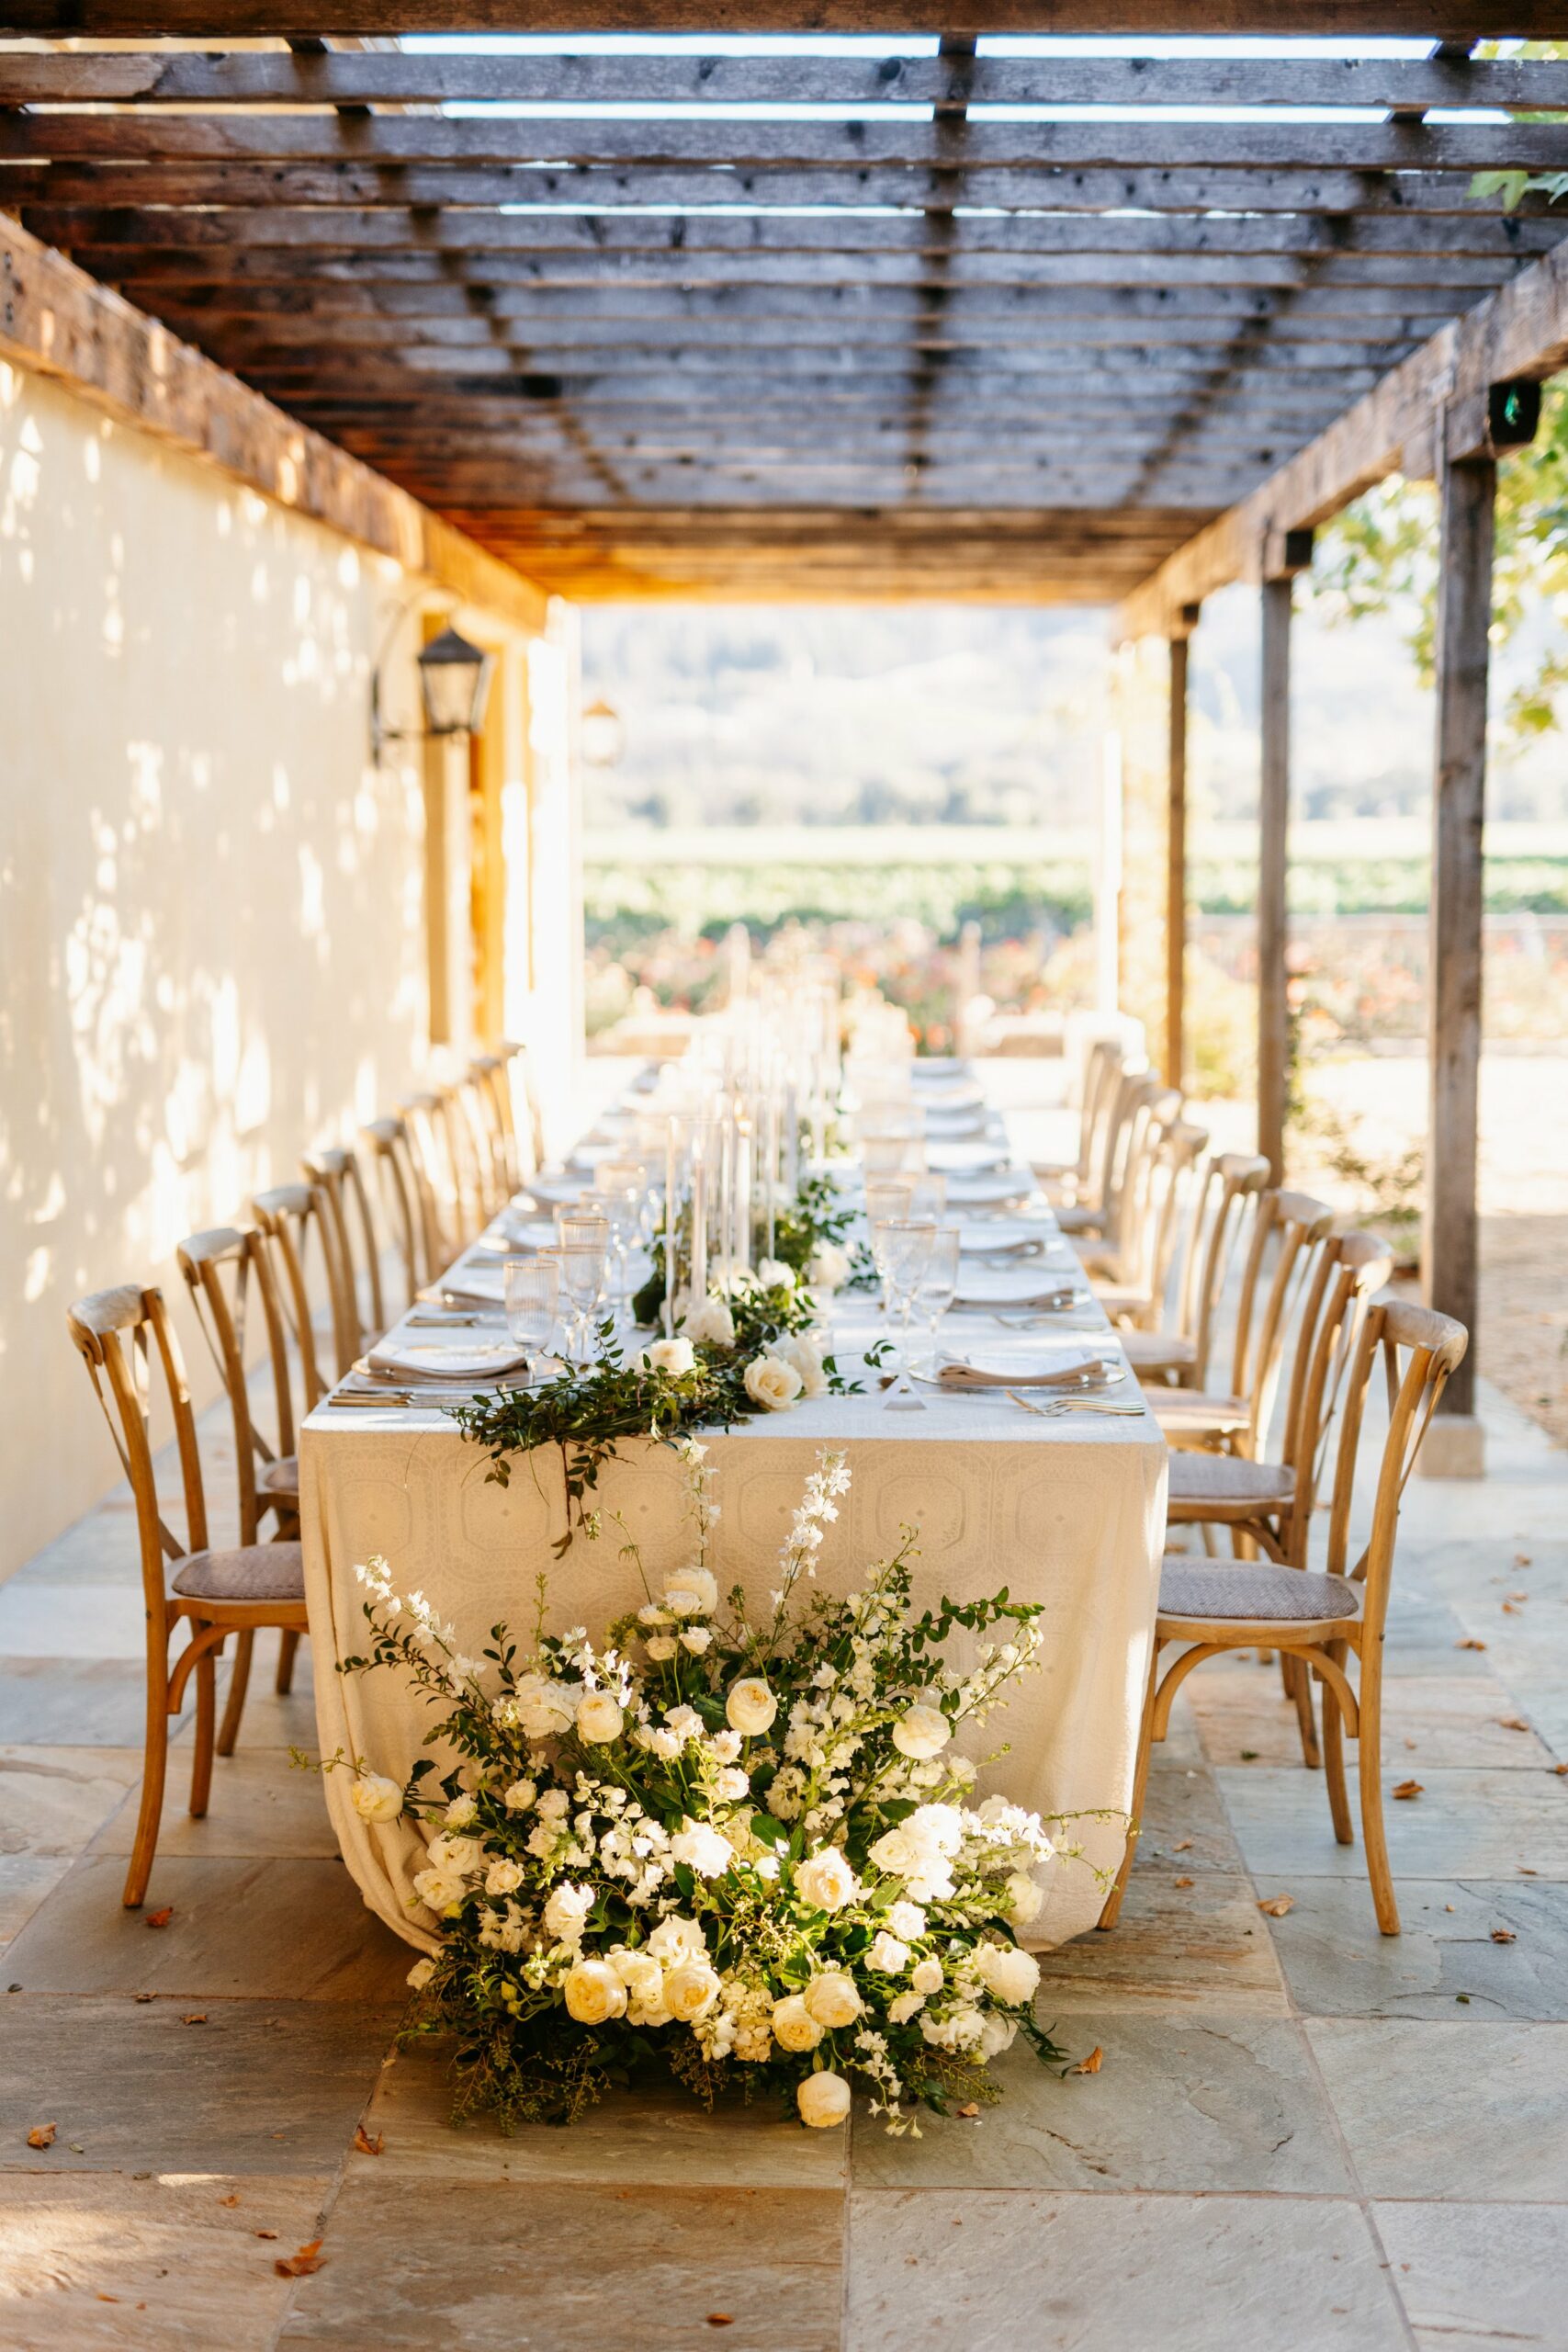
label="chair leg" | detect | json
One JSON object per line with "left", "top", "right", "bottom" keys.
{"left": 1199, "top": 1521, "right": 1218, "bottom": 1557}
{"left": 1284, "top": 1652, "right": 1322, "bottom": 1770}
{"left": 1098, "top": 1639, "right": 1162, "bottom": 1931}
{"left": 1357, "top": 1657, "right": 1400, "bottom": 1936}
{"left": 276, "top": 1626, "right": 301, "bottom": 1695}
{"left": 217, "top": 1627, "right": 254, "bottom": 1757}
{"left": 1321, "top": 1642, "right": 1353, "bottom": 1846}
{"left": 190, "top": 1635, "right": 217, "bottom": 1818}
{"left": 123, "top": 1653, "right": 172, "bottom": 1910}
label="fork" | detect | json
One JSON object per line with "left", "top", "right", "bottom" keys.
{"left": 1006, "top": 1387, "right": 1144, "bottom": 1419}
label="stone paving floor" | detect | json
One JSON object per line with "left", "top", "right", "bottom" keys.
{"left": 3, "top": 1380, "right": 1566, "bottom": 2351}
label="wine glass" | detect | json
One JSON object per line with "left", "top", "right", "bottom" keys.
{"left": 908, "top": 1171, "right": 948, "bottom": 1222}
{"left": 593, "top": 1159, "right": 646, "bottom": 1311}
{"left": 558, "top": 1238, "right": 609, "bottom": 1364}
{"left": 504, "top": 1256, "right": 560, "bottom": 1380}
{"left": 879, "top": 1220, "right": 936, "bottom": 1363}
{"left": 913, "top": 1226, "right": 961, "bottom": 1373}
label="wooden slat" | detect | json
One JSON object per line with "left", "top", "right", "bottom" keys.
{"left": 6, "top": 51, "right": 1568, "bottom": 111}
{"left": 1257, "top": 576, "right": 1292, "bottom": 1185}
{"left": 9, "top": 114, "right": 1568, "bottom": 174}
{"left": 0, "top": 209, "right": 547, "bottom": 630}
{"left": 1119, "top": 232, "right": 1568, "bottom": 632}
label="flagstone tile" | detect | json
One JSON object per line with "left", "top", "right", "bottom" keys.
{"left": 0, "top": 1583, "right": 154, "bottom": 1661}
{"left": 91, "top": 1749, "right": 336, "bottom": 1861}
{"left": 1264, "top": 1876, "right": 1568, "bottom": 2019}
{"left": 360, "top": 2038, "right": 846, "bottom": 2189}
{"left": 1217, "top": 1766, "right": 1568, "bottom": 1881}
{"left": 1032, "top": 1871, "right": 1288, "bottom": 2014}
{"left": 0, "top": 1995, "right": 399, "bottom": 2175}
{"left": 2, "top": 1856, "right": 411, "bottom": 2003}
{"left": 850, "top": 2013, "right": 1350, "bottom": 2195}
{"left": 1373, "top": 2200, "right": 1568, "bottom": 2352}
{"left": 0, "top": 1856, "right": 73, "bottom": 1948}
{"left": 0, "top": 2171, "right": 333, "bottom": 2352}
{"left": 0, "top": 1500, "right": 143, "bottom": 1588}
{"left": 1369, "top": 1590, "right": 1501, "bottom": 1679}
{"left": 1190, "top": 1674, "right": 1555, "bottom": 1771}
{"left": 172, "top": 1651, "right": 321, "bottom": 1753}
{"left": 1305, "top": 2018, "right": 1568, "bottom": 2199}
{"left": 274, "top": 2177, "right": 844, "bottom": 2350}
{"left": 0, "top": 1661, "right": 194, "bottom": 1748}
{"left": 0, "top": 1747, "right": 144, "bottom": 1859}
{"left": 1135, "top": 1760, "right": 1247, "bottom": 1875}
{"left": 843, "top": 2189, "right": 1406, "bottom": 2352}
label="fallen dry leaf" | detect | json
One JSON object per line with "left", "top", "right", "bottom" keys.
{"left": 1508, "top": 1591, "right": 1529, "bottom": 1604}
{"left": 144, "top": 1907, "right": 174, "bottom": 1930}
{"left": 1174, "top": 1876, "right": 1194, "bottom": 1889}
{"left": 955, "top": 2102, "right": 981, "bottom": 2119}
{"left": 1069, "top": 2046, "right": 1104, "bottom": 2075}
{"left": 95, "top": 2294, "right": 118, "bottom": 2303}
{"left": 1557, "top": 1765, "right": 1568, "bottom": 1778}
{"left": 1499, "top": 1717, "right": 1531, "bottom": 1733}
{"left": 353, "top": 2126, "right": 384, "bottom": 2157}
{"left": 25, "top": 2123, "right": 56, "bottom": 2150}
{"left": 1491, "top": 1928, "right": 1517, "bottom": 1944}
{"left": 1456, "top": 1637, "right": 1487, "bottom": 1652}
{"left": 218, "top": 2194, "right": 240, "bottom": 2209}
{"left": 1502, "top": 1602, "right": 1519, "bottom": 1615}
{"left": 274, "top": 2240, "right": 325, "bottom": 2279}
{"left": 1514, "top": 1553, "right": 1532, "bottom": 1567}
{"left": 1393, "top": 1780, "right": 1424, "bottom": 1800}
{"left": 1258, "top": 1894, "right": 1295, "bottom": 1917}
{"left": 1519, "top": 1867, "right": 1539, "bottom": 1877}
{"left": 706, "top": 2318, "right": 735, "bottom": 2330}
{"left": 1171, "top": 1838, "right": 1193, "bottom": 1852}
{"left": 255, "top": 2231, "right": 278, "bottom": 2243}
{"left": 132, "top": 1992, "right": 155, "bottom": 2005}
{"left": 182, "top": 2013, "right": 208, "bottom": 2026}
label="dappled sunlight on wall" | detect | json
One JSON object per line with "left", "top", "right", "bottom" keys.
{"left": 0, "top": 361, "right": 431, "bottom": 1577}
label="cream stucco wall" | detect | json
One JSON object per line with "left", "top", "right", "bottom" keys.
{"left": 0, "top": 358, "right": 560, "bottom": 1579}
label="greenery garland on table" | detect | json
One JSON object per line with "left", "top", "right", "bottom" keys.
{"left": 630, "top": 1169, "right": 861, "bottom": 1329}
{"left": 452, "top": 1265, "right": 875, "bottom": 1555}
{"left": 335, "top": 1446, "right": 1096, "bottom": 2135}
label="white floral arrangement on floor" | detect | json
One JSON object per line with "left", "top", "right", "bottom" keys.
{"left": 337, "top": 1444, "right": 1100, "bottom": 2134}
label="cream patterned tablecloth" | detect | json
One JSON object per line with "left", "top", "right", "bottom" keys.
{"left": 300, "top": 1143, "right": 1168, "bottom": 1956}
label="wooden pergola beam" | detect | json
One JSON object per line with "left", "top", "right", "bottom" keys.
{"left": 6, "top": 51, "right": 1568, "bottom": 110}
{"left": 0, "top": 209, "right": 547, "bottom": 633}
{"left": 0, "top": 2, "right": 1561, "bottom": 32}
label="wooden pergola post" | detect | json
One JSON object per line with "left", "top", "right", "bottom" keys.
{"left": 1165, "top": 604, "right": 1199, "bottom": 1091}
{"left": 1257, "top": 530, "right": 1314, "bottom": 1183}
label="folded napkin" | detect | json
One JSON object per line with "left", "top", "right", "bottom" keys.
{"left": 367, "top": 1337, "right": 530, "bottom": 1381}
{"left": 944, "top": 1173, "right": 1032, "bottom": 1205}
{"left": 936, "top": 1353, "right": 1119, "bottom": 1391}
{"left": 955, "top": 1284, "right": 1081, "bottom": 1312}
{"left": 955, "top": 1226, "right": 1047, "bottom": 1258}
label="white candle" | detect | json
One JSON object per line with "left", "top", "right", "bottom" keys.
{"left": 763, "top": 1089, "right": 777, "bottom": 1262}
{"left": 733, "top": 1106, "right": 751, "bottom": 1277}
{"left": 783, "top": 1080, "right": 799, "bottom": 1198}
{"left": 691, "top": 1129, "right": 708, "bottom": 1304}
{"left": 663, "top": 1115, "right": 677, "bottom": 1338}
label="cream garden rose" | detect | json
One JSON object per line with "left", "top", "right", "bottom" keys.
{"left": 563, "top": 1958, "right": 628, "bottom": 2025}
{"left": 637, "top": 1336, "right": 696, "bottom": 1378}
{"left": 726, "top": 1677, "right": 778, "bottom": 1736}
{"left": 663, "top": 1959, "right": 722, "bottom": 2023}
{"left": 670, "top": 1818, "right": 734, "bottom": 1879}
{"left": 350, "top": 1772, "right": 404, "bottom": 1824}
{"left": 767, "top": 1332, "right": 829, "bottom": 1400}
{"left": 406, "top": 1956, "right": 436, "bottom": 1991}
{"left": 891, "top": 1703, "right": 950, "bottom": 1760}
{"left": 795, "top": 1847, "right": 860, "bottom": 1914}
{"left": 755, "top": 1257, "right": 796, "bottom": 1290}
{"left": 575, "top": 1690, "right": 626, "bottom": 1744}
{"left": 1004, "top": 1871, "right": 1044, "bottom": 1926}
{"left": 973, "top": 1941, "right": 1042, "bottom": 2007}
{"left": 663, "top": 1566, "right": 719, "bottom": 1617}
{"left": 771, "top": 1994, "right": 824, "bottom": 2052}
{"left": 806, "top": 1239, "right": 851, "bottom": 1293}
{"left": 797, "top": 2071, "right": 852, "bottom": 2130}
{"left": 682, "top": 1294, "right": 735, "bottom": 1348}
{"left": 743, "top": 1353, "right": 803, "bottom": 1412}
{"left": 802, "top": 1972, "right": 863, "bottom": 2030}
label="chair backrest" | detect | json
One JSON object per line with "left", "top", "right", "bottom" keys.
{"left": 251, "top": 1182, "right": 336, "bottom": 1408}
{"left": 302, "top": 1143, "right": 386, "bottom": 1367}
{"left": 1132, "top": 1116, "right": 1211, "bottom": 1310}
{"left": 1073, "top": 1038, "right": 1124, "bottom": 1192}
{"left": 1103, "top": 1079, "right": 1181, "bottom": 1277}
{"left": 1277, "top": 1228, "right": 1394, "bottom": 1563}
{"left": 469, "top": 1053, "right": 522, "bottom": 1204}
{"left": 494, "top": 1037, "right": 546, "bottom": 1177}
{"left": 440, "top": 1078, "right": 496, "bottom": 1237}
{"left": 1174, "top": 1151, "right": 1269, "bottom": 1388}
{"left": 1324, "top": 1296, "right": 1468, "bottom": 1641}
{"left": 1084, "top": 1063, "right": 1146, "bottom": 1219}
{"left": 66, "top": 1283, "right": 205, "bottom": 1628}
{"left": 400, "top": 1091, "right": 465, "bottom": 1264}
{"left": 1227, "top": 1187, "right": 1336, "bottom": 1459}
{"left": 176, "top": 1225, "right": 294, "bottom": 1544}
{"left": 363, "top": 1114, "right": 436, "bottom": 1306}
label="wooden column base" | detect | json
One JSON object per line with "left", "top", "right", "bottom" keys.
{"left": 1414, "top": 1412, "right": 1485, "bottom": 1479}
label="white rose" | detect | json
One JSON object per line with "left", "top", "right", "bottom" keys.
{"left": 671, "top": 1818, "right": 735, "bottom": 1880}
{"left": 638, "top": 1336, "right": 696, "bottom": 1378}
{"left": 771, "top": 1994, "right": 825, "bottom": 2052}
{"left": 575, "top": 1691, "right": 626, "bottom": 1745}
{"left": 637, "top": 1601, "right": 672, "bottom": 1627}
{"left": 868, "top": 1826, "right": 919, "bottom": 1880}
{"left": 514, "top": 1673, "right": 576, "bottom": 1742}
{"left": 743, "top": 1354, "right": 803, "bottom": 1412}
{"left": 406, "top": 1956, "right": 436, "bottom": 1991}
{"left": 681, "top": 1627, "right": 713, "bottom": 1656}
{"left": 768, "top": 1332, "right": 829, "bottom": 1400}
{"left": 444, "top": 1792, "right": 478, "bottom": 1827}
{"left": 716, "top": 1766, "right": 750, "bottom": 1803}
{"left": 350, "top": 1773, "right": 403, "bottom": 1824}
{"left": 484, "top": 1858, "right": 524, "bottom": 1896}
{"left": 727, "top": 1678, "right": 778, "bottom": 1736}
{"left": 756, "top": 1257, "right": 796, "bottom": 1290}
{"left": 973, "top": 1942, "right": 1042, "bottom": 2007}
{"left": 891, "top": 1703, "right": 950, "bottom": 1761}
{"left": 426, "top": 1834, "right": 483, "bottom": 1878}
{"left": 979, "top": 2012, "right": 1019, "bottom": 2061}
{"left": 806, "top": 1241, "right": 851, "bottom": 1294}
{"left": 711, "top": 1730, "right": 742, "bottom": 1764}
{"left": 910, "top": 1958, "right": 944, "bottom": 1996}
{"left": 887, "top": 1901, "right": 928, "bottom": 1940}
{"left": 684, "top": 1295, "right": 736, "bottom": 1349}
{"left": 646, "top": 1635, "right": 679, "bottom": 1662}
{"left": 908, "top": 1804, "right": 964, "bottom": 1855}
{"left": 502, "top": 1777, "right": 537, "bottom": 1813}
{"left": 886, "top": 1989, "right": 924, "bottom": 2026}
{"left": 795, "top": 1848, "right": 860, "bottom": 1914}
{"left": 647, "top": 1914, "right": 707, "bottom": 1966}
{"left": 1003, "top": 1871, "right": 1044, "bottom": 1927}
{"left": 663, "top": 1566, "right": 719, "bottom": 1618}
{"left": 411, "top": 1866, "right": 468, "bottom": 1916}
{"left": 797, "top": 2071, "right": 852, "bottom": 2130}
{"left": 542, "top": 1882, "right": 594, "bottom": 1947}
{"left": 802, "top": 1972, "right": 863, "bottom": 2030}
{"left": 866, "top": 1932, "right": 910, "bottom": 1975}
{"left": 536, "top": 1787, "right": 570, "bottom": 1819}
{"left": 608, "top": 1947, "right": 665, "bottom": 2011}
{"left": 563, "top": 1958, "right": 628, "bottom": 2025}
{"left": 664, "top": 1959, "right": 722, "bottom": 2022}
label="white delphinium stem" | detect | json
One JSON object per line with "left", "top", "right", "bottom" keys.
{"left": 761, "top": 1448, "right": 850, "bottom": 1654}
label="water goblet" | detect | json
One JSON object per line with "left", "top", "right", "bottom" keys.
{"left": 558, "top": 1239, "right": 609, "bottom": 1364}
{"left": 878, "top": 1219, "right": 936, "bottom": 1364}
{"left": 503, "top": 1255, "right": 560, "bottom": 1381}
{"left": 912, "top": 1226, "right": 961, "bottom": 1373}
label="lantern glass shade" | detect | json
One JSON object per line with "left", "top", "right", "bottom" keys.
{"left": 581, "top": 695, "right": 625, "bottom": 768}
{"left": 417, "top": 625, "right": 493, "bottom": 739}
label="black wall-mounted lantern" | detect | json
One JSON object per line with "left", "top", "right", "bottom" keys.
{"left": 372, "top": 620, "right": 494, "bottom": 764}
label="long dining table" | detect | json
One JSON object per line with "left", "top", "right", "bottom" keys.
{"left": 299, "top": 1062, "right": 1168, "bottom": 1957}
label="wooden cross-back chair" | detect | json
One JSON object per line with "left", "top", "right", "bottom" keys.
{"left": 1091, "top": 1115, "right": 1210, "bottom": 1326}
{"left": 1032, "top": 1036, "right": 1124, "bottom": 1203}
{"left": 1073, "top": 1079, "right": 1182, "bottom": 1283}
{"left": 301, "top": 1143, "right": 386, "bottom": 1369}
{"left": 251, "top": 1182, "right": 340, "bottom": 1412}
{"left": 1055, "top": 1064, "right": 1153, "bottom": 1239}
{"left": 66, "top": 1283, "right": 307, "bottom": 1908}
{"left": 470, "top": 1051, "right": 524, "bottom": 1201}
{"left": 1102, "top": 1294, "right": 1466, "bottom": 1937}
{"left": 1149, "top": 1186, "right": 1335, "bottom": 1457}
{"left": 494, "top": 1037, "right": 546, "bottom": 1179}
{"left": 1122, "top": 1151, "right": 1270, "bottom": 1392}
{"left": 363, "top": 1114, "right": 439, "bottom": 1308}
{"left": 400, "top": 1090, "right": 470, "bottom": 1265}
{"left": 438, "top": 1077, "right": 498, "bottom": 1237}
